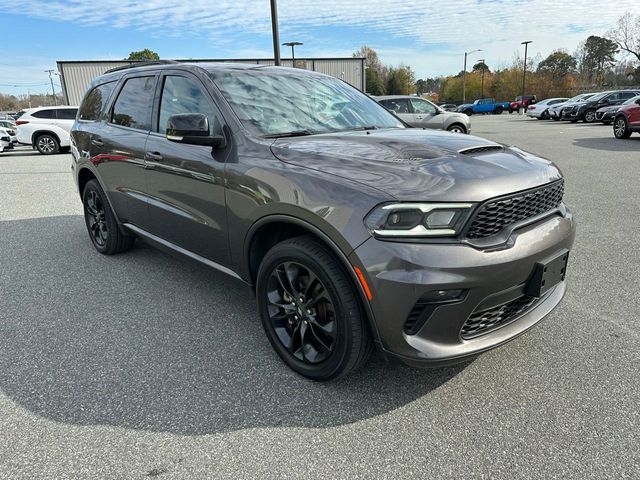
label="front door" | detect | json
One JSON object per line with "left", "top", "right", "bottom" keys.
{"left": 410, "top": 98, "right": 444, "bottom": 129}
{"left": 144, "top": 73, "right": 231, "bottom": 267}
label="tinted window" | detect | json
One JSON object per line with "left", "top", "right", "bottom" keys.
{"left": 157, "top": 75, "right": 222, "bottom": 135}
{"left": 383, "top": 99, "right": 411, "bottom": 114}
{"left": 79, "top": 81, "right": 117, "bottom": 121}
{"left": 32, "top": 109, "right": 56, "bottom": 119}
{"left": 411, "top": 98, "right": 437, "bottom": 114}
{"left": 619, "top": 91, "right": 638, "bottom": 101}
{"left": 56, "top": 108, "right": 78, "bottom": 120}
{"left": 111, "top": 76, "right": 155, "bottom": 131}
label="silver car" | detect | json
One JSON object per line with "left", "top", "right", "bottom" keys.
{"left": 375, "top": 95, "right": 471, "bottom": 133}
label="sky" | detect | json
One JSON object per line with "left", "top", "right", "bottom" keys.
{"left": 0, "top": 0, "right": 637, "bottom": 96}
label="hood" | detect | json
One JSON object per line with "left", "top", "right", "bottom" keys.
{"left": 270, "top": 128, "right": 562, "bottom": 202}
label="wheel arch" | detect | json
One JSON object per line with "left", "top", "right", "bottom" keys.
{"left": 244, "top": 214, "right": 382, "bottom": 347}
{"left": 31, "top": 130, "right": 61, "bottom": 147}
{"left": 447, "top": 122, "right": 468, "bottom": 133}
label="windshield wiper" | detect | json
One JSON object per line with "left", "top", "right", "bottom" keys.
{"left": 264, "top": 129, "right": 317, "bottom": 138}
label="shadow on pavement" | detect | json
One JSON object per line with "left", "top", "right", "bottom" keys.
{"left": 0, "top": 215, "right": 466, "bottom": 435}
{"left": 573, "top": 136, "right": 640, "bottom": 152}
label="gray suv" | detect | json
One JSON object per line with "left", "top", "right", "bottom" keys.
{"left": 375, "top": 95, "right": 471, "bottom": 133}
{"left": 71, "top": 62, "right": 575, "bottom": 380}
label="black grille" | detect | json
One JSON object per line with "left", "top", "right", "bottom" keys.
{"left": 465, "top": 180, "right": 564, "bottom": 239}
{"left": 404, "top": 299, "right": 432, "bottom": 334}
{"left": 461, "top": 296, "right": 538, "bottom": 339}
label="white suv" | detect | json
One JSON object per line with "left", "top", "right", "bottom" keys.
{"left": 16, "top": 106, "right": 78, "bottom": 155}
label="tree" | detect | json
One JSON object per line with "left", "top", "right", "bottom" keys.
{"left": 472, "top": 62, "right": 490, "bottom": 72}
{"left": 365, "top": 68, "right": 385, "bottom": 95}
{"left": 537, "top": 50, "right": 577, "bottom": 77}
{"left": 415, "top": 79, "right": 427, "bottom": 95}
{"left": 126, "top": 49, "right": 160, "bottom": 61}
{"left": 576, "top": 36, "right": 619, "bottom": 85}
{"left": 607, "top": 13, "right": 640, "bottom": 63}
{"left": 353, "top": 45, "right": 383, "bottom": 72}
{"left": 385, "top": 65, "right": 415, "bottom": 95}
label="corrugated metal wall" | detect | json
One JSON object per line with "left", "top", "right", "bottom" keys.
{"left": 57, "top": 58, "right": 365, "bottom": 106}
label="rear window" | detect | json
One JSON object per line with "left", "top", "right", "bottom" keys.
{"left": 57, "top": 108, "right": 78, "bottom": 120}
{"left": 110, "top": 76, "right": 155, "bottom": 131}
{"left": 79, "top": 81, "right": 117, "bottom": 121}
{"left": 32, "top": 109, "right": 56, "bottom": 119}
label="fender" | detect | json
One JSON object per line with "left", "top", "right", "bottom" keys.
{"left": 243, "top": 213, "right": 383, "bottom": 347}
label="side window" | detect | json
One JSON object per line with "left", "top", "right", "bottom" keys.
{"left": 32, "top": 109, "right": 56, "bottom": 119}
{"left": 620, "top": 92, "right": 637, "bottom": 101}
{"left": 411, "top": 99, "right": 437, "bottom": 114}
{"left": 56, "top": 108, "right": 78, "bottom": 120}
{"left": 79, "top": 81, "right": 117, "bottom": 121}
{"left": 384, "top": 99, "right": 410, "bottom": 114}
{"left": 111, "top": 76, "right": 156, "bottom": 131}
{"left": 157, "top": 75, "right": 222, "bottom": 135}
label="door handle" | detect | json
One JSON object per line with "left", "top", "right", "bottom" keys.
{"left": 91, "top": 138, "right": 103, "bottom": 147}
{"left": 145, "top": 151, "right": 163, "bottom": 162}
{"left": 416, "top": 115, "right": 423, "bottom": 119}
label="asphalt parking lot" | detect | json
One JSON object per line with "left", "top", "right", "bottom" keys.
{"left": 1, "top": 115, "right": 639, "bottom": 479}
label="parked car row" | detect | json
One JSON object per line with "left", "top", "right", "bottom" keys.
{"left": 530, "top": 90, "right": 640, "bottom": 139}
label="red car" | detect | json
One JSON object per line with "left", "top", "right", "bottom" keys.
{"left": 510, "top": 95, "right": 537, "bottom": 113}
{"left": 613, "top": 97, "right": 640, "bottom": 139}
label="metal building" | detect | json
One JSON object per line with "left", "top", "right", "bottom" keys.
{"left": 57, "top": 58, "right": 366, "bottom": 106}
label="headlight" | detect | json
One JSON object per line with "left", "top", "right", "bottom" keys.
{"left": 364, "top": 203, "right": 474, "bottom": 237}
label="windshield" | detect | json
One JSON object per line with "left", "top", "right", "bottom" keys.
{"left": 586, "top": 92, "right": 608, "bottom": 102}
{"left": 623, "top": 95, "right": 640, "bottom": 105}
{"left": 209, "top": 69, "right": 404, "bottom": 137}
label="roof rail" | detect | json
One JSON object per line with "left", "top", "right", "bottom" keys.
{"left": 105, "top": 60, "right": 181, "bottom": 74}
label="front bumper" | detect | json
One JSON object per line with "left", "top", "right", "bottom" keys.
{"left": 596, "top": 111, "right": 615, "bottom": 122}
{"left": 350, "top": 209, "right": 576, "bottom": 366}
{"left": 562, "top": 109, "right": 582, "bottom": 120}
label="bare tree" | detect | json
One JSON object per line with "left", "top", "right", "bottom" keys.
{"left": 607, "top": 13, "right": 640, "bottom": 63}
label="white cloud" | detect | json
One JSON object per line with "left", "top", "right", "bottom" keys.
{"left": 0, "top": 0, "right": 637, "bottom": 80}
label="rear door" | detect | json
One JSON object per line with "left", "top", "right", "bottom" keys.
{"left": 144, "top": 72, "right": 231, "bottom": 266}
{"left": 97, "top": 74, "right": 158, "bottom": 230}
{"left": 410, "top": 98, "right": 443, "bottom": 129}
{"left": 379, "top": 98, "right": 413, "bottom": 125}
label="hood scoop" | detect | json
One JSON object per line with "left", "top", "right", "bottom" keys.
{"left": 458, "top": 145, "right": 504, "bottom": 155}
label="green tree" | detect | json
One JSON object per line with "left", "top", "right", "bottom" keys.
{"left": 385, "top": 66, "right": 416, "bottom": 95}
{"left": 365, "top": 68, "right": 385, "bottom": 95}
{"left": 537, "top": 50, "right": 577, "bottom": 77}
{"left": 126, "top": 49, "right": 160, "bottom": 61}
{"left": 472, "top": 62, "right": 490, "bottom": 72}
{"left": 415, "top": 79, "right": 427, "bottom": 95}
{"left": 576, "top": 36, "right": 619, "bottom": 85}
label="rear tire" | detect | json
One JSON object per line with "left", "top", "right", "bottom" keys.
{"left": 464, "top": 109, "right": 473, "bottom": 116}
{"left": 447, "top": 123, "right": 467, "bottom": 134}
{"left": 35, "top": 134, "right": 59, "bottom": 155}
{"left": 540, "top": 110, "right": 549, "bottom": 120}
{"left": 494, "top": 106, "right": 503, "bottom": 115}
{"left": 613, "top": 116, "right": 632, "bottom": 139}
{"left": 82, "top": 179, "right": 135, "bottom": 255}
{"left": 256, "top": 236, "right": 372, "bottom": 381}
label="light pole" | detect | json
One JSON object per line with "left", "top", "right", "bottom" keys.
{"left": 45, "top": 69, "right": 58, "bottom": 106}
{"left": 282, "top": 41, "right": 303, "bottom": 67}
{"left": 521, "top": 40, "right": 532, "bottom": 114}
{"left": 270, "top": 0, "right": 281, "bottom": 66}
{"left": 463, "top": 49, "right": 481, "bottom": 104}
{"left": 477, "top": 59, "right": 485, "bottom": 98}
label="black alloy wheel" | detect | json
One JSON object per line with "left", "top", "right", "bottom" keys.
{"left": 266, "top": 261, "right": 337, "bottom": 364}
{"left": 82, "top": 179, "right": 135, "bottom": 254}
{"left": 85, "top": 189, "right": 108, "bottom": 248}
{"left": 256, "top": 236, "right": 372, "bottom": 380}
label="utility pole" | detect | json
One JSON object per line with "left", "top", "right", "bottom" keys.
{"left": 270, "top": 0, "right": 281, "bottom": 66}
{"left": 521, "top": 41, "right": 532, "bottom": 114}
{"left": 462, "top": 49, "right": 481, "bottom": 104}
{"left": 478, "top": 59, "right": 486, "bottom": 98}
{"left": 45, "top": 69, "right": 57, "bottom": 106}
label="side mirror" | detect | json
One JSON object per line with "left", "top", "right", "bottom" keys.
{"left": 166, "top": 113, "right": 226, "bottom": 148}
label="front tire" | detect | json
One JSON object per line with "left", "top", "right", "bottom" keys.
{"left": 464, "top": 109, "right": 473, "bottom": 116}
{"left": 583, "top": 109, "right": 596, "bottom": 123}
{"left": 35, "top": 134, "right": 59, "bottom": 155}
{"left": 256, "top": 236, "right": 372, "bottom": 381}
{"left": 613, "top": 116, "right": 632, "bottom": 139}
{"left": 82, "top": 179, "right": 135, "bottom": 254}
{"left": 493, "top": 106, "right": 503, "bottom": 115}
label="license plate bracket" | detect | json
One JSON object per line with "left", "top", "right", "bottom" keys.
{"left": 525, "top": 249, "right": 569, "bottom": 298}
